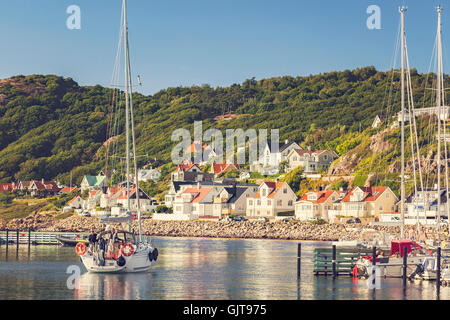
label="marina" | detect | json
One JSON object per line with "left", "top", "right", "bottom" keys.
{"left": 1, "top": 237, "right": 450, "bottom": 300}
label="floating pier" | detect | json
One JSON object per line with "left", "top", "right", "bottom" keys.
{"left": 0, "top": 230, "right": 89, "bottom": 245}
{"left": 313, "top": 246, "right": 378, "bottom": 276}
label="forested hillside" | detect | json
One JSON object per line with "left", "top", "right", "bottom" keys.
{"left": 0, "top": 67, "right": 444, "bottom": 185}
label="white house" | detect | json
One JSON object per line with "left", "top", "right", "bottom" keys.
{"left": 251, "top": 140, "right": 302, "bottom": 174}
{"left": 246, "top": 181, "right": 297, "bottom": 218}
{"left": 287, "top": 149, "right": 338, "bottom": 173}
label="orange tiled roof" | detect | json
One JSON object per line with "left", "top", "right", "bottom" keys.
{"left": 212, "top": 163, "right": 239, "bottom": 175}
{"left": 341, "top": 186, "right": 389, "bottom": 202}
{"left": 253, "top": 182, "right": 286, "bottom": 198}
{"left": 182, "top": 187, "right": 213, "bottom": 203}
{"left": 298, "top": 190, "right": 335, "bottom": 203}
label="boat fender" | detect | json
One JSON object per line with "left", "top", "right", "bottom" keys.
{"left": 153, "top": 248, "right": 158, "bottom": 261}
{"left": 117, "top": 256, "right": 126, "bottom": 267}
{"left": 148, "top": 251, "right": 153, "bottom": 261}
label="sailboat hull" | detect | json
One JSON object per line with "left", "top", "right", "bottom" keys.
{"left": 80, "top": 248, "right": 153, "bottom": 273}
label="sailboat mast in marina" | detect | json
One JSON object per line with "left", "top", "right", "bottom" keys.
{"left": 400, "top": 6, "right": 406, "bottom": 239}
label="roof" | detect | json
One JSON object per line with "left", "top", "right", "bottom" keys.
{"left": 222, "top": 186, "right": 249, "bottom": 203}
{"left": 83, "top": 175, "right": 106, "bottom": 187}
{"left": 185, "top": 141, "right": 211, "bottom": 153}
{"left": 297, "top": 190, "right": 336, "bottom": 204}
{"left": 177, "top": 164, "right": 200, "bottom": 172}
{"left": 68, "top": 195, "right": 80, "bottom": 205}
{"left": 341, "top": 186, "right": 390, "bottom": 203}
{"left": 0, "top": 183, "right": 13, "bottom": 192}
{"left": 181, "top": 187, "right": 213, "bottom": 203}
{"left": 253, "top": 181, "right": 287, "bottom": 198}
{"left": 212, "top": 163, "right": 240, "bottom": 175}
{"left": 60, "top": 187, "right": 78, "bottom": 193}
{"left": 291, "top": 149, "right": 338, "bottom": 158}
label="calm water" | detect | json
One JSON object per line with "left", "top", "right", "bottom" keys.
{"left": 0, "top": 237, "right": 449, "bottom": 300}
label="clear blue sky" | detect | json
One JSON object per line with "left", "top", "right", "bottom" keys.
{"left": 0, "top": 0, "right": 448, "bottom": 94}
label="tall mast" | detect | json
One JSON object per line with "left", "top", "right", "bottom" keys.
{"left": 400, "top": 6, "right": 406, "bottom": 239}
{"left": 123, "top": 0, "right": 131, "bottom": 212}
{"left": 123, "top": 0, "right": 142, "bottom": 240}
{"left": 436, "top": 6, "right": 443, "bottom": 240}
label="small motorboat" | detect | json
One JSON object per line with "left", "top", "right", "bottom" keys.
{"left": 56, "top": 234, "right": 89, "bottom": 247}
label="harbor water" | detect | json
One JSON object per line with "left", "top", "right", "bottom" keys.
{"left": 0, "top": 237, "right": 449, "bottom": 300}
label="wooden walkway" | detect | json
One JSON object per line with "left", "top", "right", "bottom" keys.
{"left": 0, "top": 230, "right": 89, "bottom": 245}
{"left": 314, "top": 247, "right": 375, "bottom": 276}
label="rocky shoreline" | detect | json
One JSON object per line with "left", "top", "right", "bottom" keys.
{"left": 0, "top": 213, "right": 429, "bottom": 242}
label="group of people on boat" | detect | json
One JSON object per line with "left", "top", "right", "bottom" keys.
{"left": 87, "top": 227, "right": 126, "bottom": 263}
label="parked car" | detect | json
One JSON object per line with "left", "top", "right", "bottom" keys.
{"left": 346, "top": 218, "right": 361, "bottom": 224}
{"left": 307, "top": 217, "right": 318, "bottom": 222}
{"left": 79, "top": 211, "right": 91, "bottom": 217}
{"left": 256, "top": 217, "right": 269, "bottom": 222}
{"left": 282, "top": 217, "right": 295, "bottom": 222}
{"left": 231, "top": 216, "right": 248, "bottom": 222}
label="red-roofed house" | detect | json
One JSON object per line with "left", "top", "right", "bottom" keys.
{"left": 28, "top": 179, "right": 61, "bottom": 196}
{"left": 336, "top": 186, "right": 398, "bottom": 219}
{"left": 287, "top": 149, "right": 338, "bottom": 173}
{"left": 246, "top": 181, "right": 297, "bottom": 217}
{"left": 295, "top": 190, "right": 346, "bottom": 221}
{"left": 0, "top": 183, "right": 15, "bottom": 192}
{"left": 211, "top": 163, "right": 240, "bottom": 176}
{"left": 60, "top": 187, "right": 78, "bottom": 193}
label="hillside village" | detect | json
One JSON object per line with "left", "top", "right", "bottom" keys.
{"left": 1, "top": 125, "right": 448, "bottom": 228}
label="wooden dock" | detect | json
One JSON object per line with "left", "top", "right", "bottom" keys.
{"left": 314, "top": 247, "right": 376, "bottom": 276}
{"left": 0, "top": 230, "right": 89, "bottom": 245}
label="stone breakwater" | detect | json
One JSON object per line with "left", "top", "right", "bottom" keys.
{"left": 0, "top": 215, "right": 417, "bottom": 242}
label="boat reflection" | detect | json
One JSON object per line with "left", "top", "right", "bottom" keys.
{"left": 75, "top": 272, "right": 152, "bottom": 300}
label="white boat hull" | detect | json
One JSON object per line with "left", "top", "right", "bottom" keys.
{"left": 80, "top": 248, "right": 153, "bottom": 273}
{"left": 357, "top": 256, "right": 427, "bottom": 278}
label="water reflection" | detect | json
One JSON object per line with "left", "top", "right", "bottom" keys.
{"left": 1, "top": 238, "right": 450, "bottom": 300}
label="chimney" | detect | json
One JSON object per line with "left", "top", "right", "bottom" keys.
{"left": 365, "top": 181, "right": 372, "bottom": 188}
{"left": 318, "top": 186, "right": 323, "bottom": 191}
{"left": 197, "top": 182, "right": 200, "bottom": 189}
{"left": 285, "top": 139, "right": 288, "bottom": 145}
{"left": 41, "top": 178, "right": 45, "bottom": 184}
{"left": 307, "top": 146, "right": 311, "bottom": 151}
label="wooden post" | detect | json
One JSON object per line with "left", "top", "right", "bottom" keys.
{"left": 402, "top": 246, "right": 408, "bottom": 287}
{"left": 437, "top": 247, "right": 441, "bottom": 295}
{"left": 372, "top": 246, "right": 377, "bottom": 287}
{"left": 332, "top": 245, "right": 337, "bottom": 278}
{"left": 297, "top": 243, "right": 301, "bottom": 278}
{"left": 16, "top": 229, "right": 19, "bottom": 245}
{"left": 6, "top": 229, "right": 8, "bottom": 247}
{"left": 28, "top": 229, "right": 31, "bottom": 248}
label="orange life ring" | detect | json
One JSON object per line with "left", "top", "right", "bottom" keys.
{"left": 76, "top": 242, "right": 87, "bottom": 255}
{"left": 121, "top": 243, "right": 134, "bottom": 257}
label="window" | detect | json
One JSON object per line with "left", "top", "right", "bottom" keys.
{"left": 283, "top": 188, "right": 287, "bottom": 194}
{"left": 262, "top": 189, "right": 266, "bottom": 196}
{"left": 288, "top": 200, "right": 293, "bottom": 206}
{"left": 379, "top": 205, "right": 383, "bottom": 211}
{"left": 386, "top": 193, "right": 389, "bottom": 198}
{"left": 267, "top": 200, "right": 272, "bottom": 205}
{"left": 249, "top": 200, "right": 253, "bottom": 205}
{"left": 277, "top": 200, "right": 282, "bottom": 206}
{"left": 257, "top": 200, "right": 261, "bottom": 205}
{"left": 293, "top": 156, "right": 298, "bottom": 161}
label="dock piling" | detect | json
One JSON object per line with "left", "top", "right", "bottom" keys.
{"left": 372, "top": 246, "right": 376, "bottom": 287}
{"left": 332, "top": 245, "right": 337, "bottom": 278}
{"left": 28, "top": 229, "right": 31, "bottom": 249}
{"left": 437, "top": 247, "right": 441, "bottom": 296}
{"left": 297, "top": 243, "right": 301, "bottom": 278}
{"left": 402, "top": 246, "right": 407, "bottom": 288}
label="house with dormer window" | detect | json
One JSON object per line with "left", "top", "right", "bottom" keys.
{"left": 287, "top": 149, "right": 338, "bottom": 173}
{"left": 337, "top": 185, "right": 398, "bottom": 219}
{"left": 246, "top": 181, "right": 297, "bottom": 217}
{"left": 250, "top": 140, "right": 302, "bottom": 174}
{"left": 295, "top": 190, "right": 346, "bottom": 221}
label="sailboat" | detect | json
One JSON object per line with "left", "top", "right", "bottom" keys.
{"left": 354, "top": 7, "right": 430, "bottom": 278}
{"left": 75, "top": 0, "right": 158, "bottom": 273}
